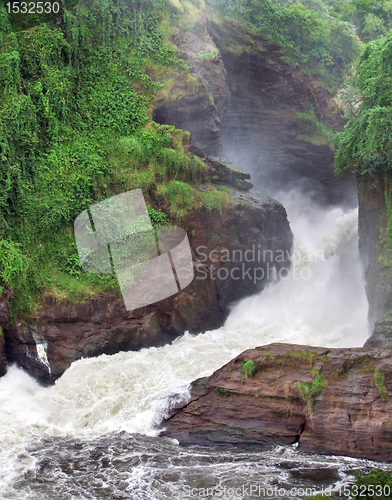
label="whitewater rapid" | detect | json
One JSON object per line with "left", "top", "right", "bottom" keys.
{"left": 0, "top": 192, "right": 369, "bottom": 497}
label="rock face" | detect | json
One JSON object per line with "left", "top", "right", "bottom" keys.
{"left": 358, "top": 179, "right": 392, "bottom": 346}
{"left": 162, "top": 343, "right": 392, "bottom": 461}
{"left": 3, "top": 189, "right": 293, "bottom": 384}
{"left": 155, "top": 10, "right": 356, "bottom": 205}
{"left": 0, "top": 292, "right": 10, "bottom": 376}
{"left": 153, "top": 13, "right": 230, "bottom": 155}
{"left": 207, "top": 15, "right": 357, "bottom": 206}
{"left": 188, "top": 146, "right": 253, "bottom": 190}
{"left": 0, "top": 331, "right": 6, "bottom": 377}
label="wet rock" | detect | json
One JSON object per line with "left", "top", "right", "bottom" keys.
{"left": 0, "top": 328, "right": 6, "bottom": 377}
{"left": 359, "top": 178, "right": 392, "bottom": 346}
{"left": 206, "top": 156, "right": 253, "bottom": 190}
{"left": 366, "top": 308, "right": 392, "bottom": 348}
{"left": 161, "top": 343, "right": 392, "bottom": 461}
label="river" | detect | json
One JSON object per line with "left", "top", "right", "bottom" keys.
{"left": 1, "top": 179, "right": 387, "bottom": 498}
{"left": 2, "top": 76, "right": 391, "bottom": 498}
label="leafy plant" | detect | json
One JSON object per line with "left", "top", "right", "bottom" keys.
{"left": 242, "top": 360, "right": 256, "bottom": 379}
{"left": 205, "top": 0, "right": 361, "bottom": 90}
{"left": 374, "top": 368, "right": 388, "bottom": 402}
{"left": 148, "top": 208, "right": 169, "bottom": 227}
{"left": 335, "top": 32, "right": 392, "bottom": 179}
{"left": 0, "top": 0, "right": 222, "bottom": 317}
{"left": 352, "top": 469, "right": 392, "bottom": 500}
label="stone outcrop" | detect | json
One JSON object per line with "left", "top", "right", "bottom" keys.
{"left": 162, "top": 343, "right": 392, "bottom": 461}
{"left": 189, "top": 145, "right": 253, "bottom": 190}
{"left": 154, "top": 9, "right": 356, "bottom": 205}
{"left": 3, "top": 190, "right": 293, "bottom": 384}
{"left": 153, "top": 12, "right": 230, "bottom": 155}
{"left": 0, "top": 330, "right": 6, "bottom": 377}
{"left": 358, "top": 178, "right": 392, "bottom": 347}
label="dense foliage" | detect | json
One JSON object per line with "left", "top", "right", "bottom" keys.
{"left": 1, "top": 0, "right": 389, "bottom": 317}
{"left": 327, "top": 0, "right": 392, "bottom": 42}
{"left": 205, "top": 0, "right": 361, "bottom": 89}
{"left": 335, "top": 32, "right": 392, "bottom": 178}
{"left": 0, "top": 0, "right": 230, "bottom": 317}
{"left": 351, "top": 469, "right": 392, "bottom": 500}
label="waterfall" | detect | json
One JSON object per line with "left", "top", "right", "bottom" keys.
{"left": 0, "top": 187, "right": 369, "bottom": 496}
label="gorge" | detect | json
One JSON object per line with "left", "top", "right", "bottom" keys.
{"left": 1, "top": 0, "right": 392, "bottom": 497}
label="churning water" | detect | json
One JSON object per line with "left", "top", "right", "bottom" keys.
{"left": 0, "top": 184, "right": 380, "bottom": 499}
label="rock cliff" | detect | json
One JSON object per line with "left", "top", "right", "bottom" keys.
{"left": 0, "top": 8, "right": 298, "bottom": 383}
{"left": 153, "top": 12, "right": 230, "bottom": 155}
{"left": 162, "top": 343, "right": 392, "bottom": 461}
{"left": 207, "top": 14, "right": 357, "bottom": 206}
{"left": 359, "top": 178, "right": 392, "bottom": 347}
{"left": 0, "top": 293, "right": 10, "bottom": 376}
{"left": 3, "top": 186, "right": 293, "bottom": 384}
{"left": 153, "top": 8, "right": 356, "bottom": 205}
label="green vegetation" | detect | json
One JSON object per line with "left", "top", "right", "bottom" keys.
{"left": 295, "top": 369, "right": 327, "bottom": 416}
{"left": 292, "top": 107, "right": 334, "bottom": 147}
{"left": 242, "top": 359, "right": 256, "bottom": 379}
{"left": 335, "top": 32, "right": 392, "bottom": 179}
{"left": 1, "top": 0, "right": 390, "bottom": 320}
{"left": 147, "top": 208, "right": 169, "bottom": 228}
{"left": 331, "top": 355, "right": 373, "bottom": 377}
{"left": 327, "top": 0, "right": 392, "bottom": 43}
{"left": 259, "top": 353, "right": 277, "bottom": 361}
{"left": 274, "top": 410, "right": 290, "bottom": 418}
{"left": 0, "top": 0, "right": 229, "bottom": 318}
{"left": 215, "top": 387, "right": 231, "bottom": 397}
{"left": 206, "top": 0, "right": 361, "bottom": 90}
{"left": 334, "top": 31, "right": 392, "bottom": 254}
{"left": 374, "top": 368, "right": 388, "bottom": 402}
{"left": 297, "top": 370, "right": 327, "bottom": 399}
{"left": 336, "top": 33, "right": 392, "bottom": 256}
{"left": 286, "top": 349, "right": 316, "bottom": 368}
{"left": 200, "top": 49, "right": 219, "bottom": 61}
{"left": 352, "top": 469, "right": 392, "bottom": 500}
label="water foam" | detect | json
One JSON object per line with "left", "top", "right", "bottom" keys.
{"left": 0, "top": 195, "right": 369, "bottom": 493}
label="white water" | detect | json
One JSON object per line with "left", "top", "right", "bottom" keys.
{"left": 0, "top": 191, "right": 369, "bottom": 496}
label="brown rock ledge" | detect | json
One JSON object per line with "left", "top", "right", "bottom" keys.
{"left": 161, "top": 343, "right": 392, "bottom": 461}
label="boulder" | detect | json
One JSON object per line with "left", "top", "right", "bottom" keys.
{"left": 162, "top": 343, "right": 392, "bottom": 461}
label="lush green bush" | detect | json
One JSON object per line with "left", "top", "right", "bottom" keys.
{"left": 327, "top": 0, "right": 392, "bottom": 42}
{"left": 335, "top": 32, "right": 392, "bottom": 178}
{"left": 351, "top": 469, "right": 392, "bottom": 500}
{"left": 0, "top": 0, "right": 225, "bottom": 317}
{"left": 206, "top": 0, "right": 361, "bottom": 89}
{"left": 242, "top": 360, "right": 256, "bottom": 378}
